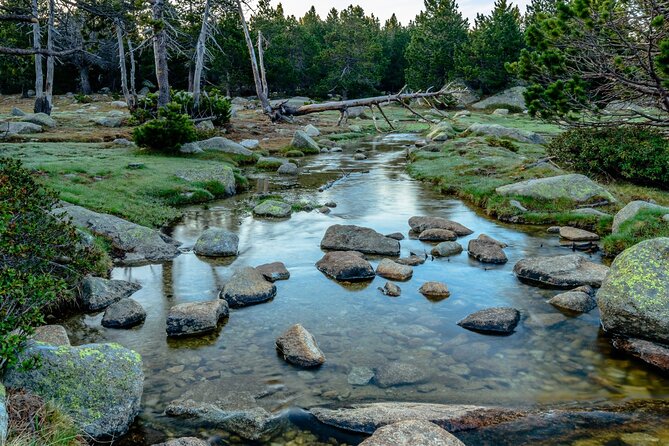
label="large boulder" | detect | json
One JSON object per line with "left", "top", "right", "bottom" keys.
{"left": 471, "top": 86, "right": 527, "bottom": 110}
{"left": 457, "top": 307, "right": 520, "bottom": 334}
{"left": 316, "top": 251, "right": 375, "bottom": 281}
{"left": 175, "top": 166, "right": 236, "bottom": 196}
{"left": 309, "top": 402, "right": 522, "bottom": 435}
{"left": 612, "top": 201, "right": 669, "bottom": 233}
{"left": 165, "top": 395, "right": 282, "bottom": 441}
{"left": 32, "top": 325, "right": 70, "bottom": 346}
{"left": 275, "top": 324, "right": 325, "bottom": 367}
{"left": 102, "top": 298, "right": 147, "bottom": 328}
{"left": 376, "top": 259, "right": 413, "bottom": 281}
{"left": 22, "top": 112, "right": 56, "bottom": 128}
{"left": 360, "top": 420, "right": 466, "bottom": 446}
{"left": 290, "top": 130, "right": 320, "bottom": 154}
{"left": 559, "top": 227, "right": 600, "bottom": 242}
{"left": 427, "top": 122, "right": 456, "bottom": 141}
{"left": 548, "top": 287, "right": 597, "bottom": 313}
{"left": 192, "top": 137, "right": 254, "bottom": 157}
{"left": 93, "top": 116, "right": 123, "bottom": 128}
{"left": 304, "top": 124, "right": 320, "bottom": 137}
{"left": 166, "top": 300, "right": 229, "bottom": 336}
{"left": 0, "top": 121, "right": 43, "bottom": 134}
{"left": 408, "top": 217, "right": 473, "bottom": 236}
{"left": 0, "top": 384, "right": 7, "bottom": 446}
{"left": 221, "top": 267, "right": 277, "bottom": 308}
{"left": 598, "top": 238, "right": 669, "bottom": 344}
{"left": 80, "top": 276, "right": 141, "bottom": 311}
{"left": 321, "top": 225, "right": 400, "bottom": 256}
{"left": 466, "top": 123, "right": 545, "bottom": 144}
{"left": 513, "top": 254, "right": 609, "bottom": 288}
{"left": 496, "top": 174, "right": 616, "bottom": 204}
{"left": 4, "top": 343, "right": 143, "bottom": 439}
{"left": 277, "top": 162, "right": 298, "bottom": 175}
{"left": 431, "top": 241, "right": 463, "bottom": 257}
{"left": 253, "top": 200, "right": 292, "bottom": 218}
{"left": 53, "top": 204, "right": 181, "bottom": 265}
{"left": 467, "top": 235, "right": 508, "bottom": 264}
{"left": 193, "top": 228, "right": 239, "bottom": 257}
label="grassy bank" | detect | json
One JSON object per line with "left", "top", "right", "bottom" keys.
{"left": 406, "top": 111, "right": 669, "bottom": 255}
{"left": 0, "top": 142, "right": 251, "bottom": 228}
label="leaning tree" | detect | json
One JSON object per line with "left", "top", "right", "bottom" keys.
{"left": 510, "top": 0, "right": 669, "bottom": 127}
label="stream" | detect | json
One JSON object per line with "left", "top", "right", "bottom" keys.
{"left": 63, "top": 135, "right": 669, "bottom": 445}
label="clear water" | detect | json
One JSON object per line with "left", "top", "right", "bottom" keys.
{"left": 63, "top": 135, "right": 669, "bottom": 445}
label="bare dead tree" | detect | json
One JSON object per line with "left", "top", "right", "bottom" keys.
{"left": 149, "top": 0, "right": 170, "bottom": 107}
{"left": 237, "top": 0, "right": 272, "bottom": 114}
{"left": 115, "top": 18, "right": 131, "bottom": 105}
{"left": 44, "top": 0, "right": 56, "bottom": 111}
{"left": 31, "top": 0, "right": 46, "bottom": 113}
{"left": 192, "top": 0, "right": 212, "bottom": 108}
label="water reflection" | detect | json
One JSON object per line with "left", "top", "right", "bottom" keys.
{"left": 63, "top": 136, "right": 669, "bottom": 445}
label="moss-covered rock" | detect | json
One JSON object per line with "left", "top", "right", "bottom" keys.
{"left": 290, "top": 130, "right": 320, "bottom": 154}
{"left": 256, "top": 156, "right": 287, "bottom": 170}
{"left": 496, "top": 174, "right": 615, "bottom": 204}
{"left": 427, "top": 122, "right": 456, "bottom": 141}
{"left": 4, "top": 342, "right": 144, "bottom": 440}
{"left": 598, "top": 238, "right": 669, "bottom": 344}
{"left": 252, "top": 200, "right": 292, "bottom": 218}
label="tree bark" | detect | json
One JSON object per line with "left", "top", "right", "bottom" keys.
{"left": 150, "top": 0, "right": 170, "bottom": 107}
{"left": 128, "top": 37, "right": 137, "bottom": 101}
{"left": 192, "top": 0, "right": 210, "bottom": 107}
{"left": 115, "top": 19, "right": 131, "bottom": 105}
{"left": 0, "top": 14, "right": 37, "bottom": 23}
{"left": 237, "top": 0, "right": 271, "bottom": 114}
{"left": 44, "top": 0, "right": 55, "bottom": 114}
{"left": 79, "top": 65, "right": 91, "bottom": 94}
{"left": 257, "top": 31, "right": 268, "bottom": 98}
{"left": 31, "top": 0, "right": 46, "bottom": 114}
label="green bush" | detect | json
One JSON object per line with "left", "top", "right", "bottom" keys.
{"left": 548, "top": 126, "right": 669, "bottom": 188}
{"left": 132, "top": 104, "right": 197, "bottom": 153}
{"left": 0, "top": 159, "right": 105, "bottom": 372}
{"left": 131, "top": 89, "right": 232, "bottom": 126}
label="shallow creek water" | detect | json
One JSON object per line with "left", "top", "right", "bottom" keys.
{"left": 64, "top": 135, "right": 669, "bottom": 445}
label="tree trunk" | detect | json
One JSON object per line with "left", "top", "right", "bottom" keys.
{"left": 192, "top": 0, "right": 210, "bottom": 108}
{"left": 31, "top": 0, "right": 46, "bottom": 114}
{"left": 43, "top": 0, "right": 55, "bottom": 114}
{"left": 128, "top": 37, "right": 137, "bottom": 103}
{"left": 257, "top": 31, "right": 268, "bottom": 98}
{"left": 151, "top": 0, "right": 170, "bottom": 107}
{"left": 237, "top": 0, "right": 271, "bottom": 114}
{"left": 115, "top": 19, "right": 131, "bottom": 105}
{"left": 79, "top": 65, "right": 91, "bottom": 94}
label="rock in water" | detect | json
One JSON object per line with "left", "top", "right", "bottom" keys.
{"left": 548, "top": 288, "right": 597, "bottom": 313}
{"left": 598, "top": 238, "right": 669, "bottom": 344}
{"left": 321, "top": 225, "right": 400, "bottom": 256}
{"left": 419, "top": 282, "right": 451, "bottom": 300}
{"left": 513, "top": 254, "right": 609, "bottom": 288}
{"left": 467, "top": 235, "right": 508, "bottom": 264}
{"left": 381, "top": 281, "right": 401, "bottom": 297}
{"left": 193, "top": 228, "right": 239, "bottom": 257}
{"left": 408, "top": 216, "right": 473, "bottom": 236}
{"left": 32, "top": 325, "right": 70, "bottom": 345}
{"left": 376, "top": 259, "right": 413, "bottom": 281}
{"left": 4, "top": 343, "right": 143, "bottom": 439}
{"left": 153, "top": 438, "right": 209, "bottom": 446}
{"left": 275, "top": 324, "right": 325, "bottom": 368}
{"left": 374, "top": 362, "right": 428, "bottom": 388}
{"left": 52, "top": 204, "right": 181, "bottom": 265}
{"left": 316, "top": 251, "right": 375, "bottom": 281}
{"left": 611, "top": 337, "right": 669, "bottom": 372}
{"left": 495, "top": 174, "right": 615, "bottom": 204}
{"left": 348, "top": 367, "right": 375, "bottom": 385}
{"left": 253, "top": 200, "right": 292, "bottom": 218}
{"left": 432, "top": 242, "right": 463, "bottom": 257}
{"left": 612, "top": 201, "right": 669, "bottom": 233}
{"left": 559, "top": 227, "right": 600, "bottom": 241}
{"left": 102, "top": 298, "right": 147, "bottom": 328}
{"left": 309, "top": 402, "right": 521, "bottom": 435}
{"left": 457, "top": 307, "right": 520, "bottom": 334}
{"left": 418, "top": 228, "right": 457, "bottom": 242}
{"left": 291, "top": 130, "right": 320, "bottom": 154}
{"left": 80, "top": 276, "right": 141, "bottom": 311}
{"left": 221, "top": 267, "right": 277, "bottom": 308}
{"left": 466, "top": 123, "right": 544, "bottom": 144}
{"left": 360, "top": 420, "right": 466, "bottom": 446}
{"left": 166, "top": 300, "right": 229, "bottom": 336}
{"left": 255, "top": 262, "right": 290, "bottom": 282}
{"left": 277, "top": 162, "right": 298, "bottom": 175}
{"left": 396, "top": 254, "right": 426, "bottom": 266}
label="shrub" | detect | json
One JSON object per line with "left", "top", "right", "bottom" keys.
{"left": 132, "top": 104, "right": 197, "bottom": 153}
{"left": 0, "top": 159, "right": 105, "bottom": 372}
{"left": 548, "top": 126, "right": 669, "bottom": 188}
{"left": 73, "top": 93, "right": 92, "bottom": 104}
{"left": 485, "top": 136, "right": 518, "bottom": 152}
{"left": 131, "top": 89, "right": 232, "bottom": 126}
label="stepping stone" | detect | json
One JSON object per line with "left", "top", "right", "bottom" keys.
{"left": 221, "top": 267, "right": 277, "bottom": 308}
{"left": 514, "top": 254, "right": 609, "bottom": 288}
{"left": 255, "top": 262, "right": 290, "bottom": 282}
{"left": 380, "top": 281, "right": 401, "bottom": 297}
{"left": 419, "top": 282, "right": 451, "bottom": 300}
{"left": 193, "top": 228, "right": 239, "bottom": 257}
{"left": 79, "top": 276, "right": 141, "bottom": 311}
{"left": 418, "top": 228, "right": 457, "bottom": 242}
{"left": 408, "top": 216, "right": 473, "bottom": 236}
{"left": 166, "top": 300, "right": 228, "bottom": 336}
{"left": 468, "top": 235, "right": 508, "bottom": 264}
{"left": 432, "top": 241, "right": 463, "bottom": 257}
{"left": 559, "top": 227, "right": 599, "bottom": 242}
{"left": 102, "top": 298, "right": 147, "bottom": 328}
{"left": 276, "top": 324, "right": 325, "bottom": 368}
{"left": 376, "top": 259, "right": 413, "bottom": 281}
{"left": 548, "top": 286, "right": 597, "bottom": 313}
{"left": 316, "top": 251, "right": 375, "bottom": 282}
{"left": 458, "top": 307, "right": 520, "bottom": 334}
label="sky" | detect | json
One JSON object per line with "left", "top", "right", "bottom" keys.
{"left": 276, "top": 0, "right": 532, "bottom": 26}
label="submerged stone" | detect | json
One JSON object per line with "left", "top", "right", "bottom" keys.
{"left": 457, "top": 307, "right": 520, "bottom": 334}
{"left": 374, "top": 362, "right": 429, "bottom": 388}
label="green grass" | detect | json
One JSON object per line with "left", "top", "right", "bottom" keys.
{"left": 602, "top": 209, "right": 669, "bottom": 257}
{"left": 0, "top": 142, "right": 246, "bottom": 227}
